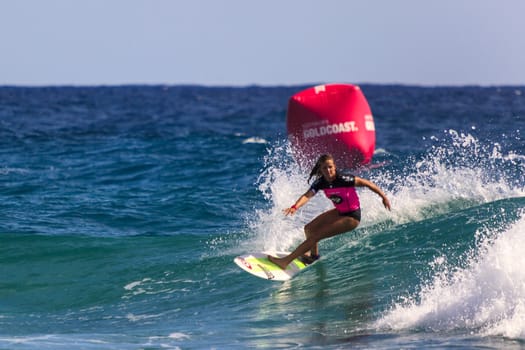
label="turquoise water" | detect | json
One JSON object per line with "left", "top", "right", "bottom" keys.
{"left": 0, "top": 85, "right": 524, "bottom": 349}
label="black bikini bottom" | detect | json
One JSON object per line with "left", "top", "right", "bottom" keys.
{"left": 340, "top": 208, "right": 361, "bottom": 222}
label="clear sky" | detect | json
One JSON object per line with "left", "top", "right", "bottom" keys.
{"left": 1, "top": 0, "right": 524, "bottom": 86}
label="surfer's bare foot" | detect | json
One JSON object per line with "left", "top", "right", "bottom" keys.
{"left": 268, "top": 255, "right": 288, "bottom": 270}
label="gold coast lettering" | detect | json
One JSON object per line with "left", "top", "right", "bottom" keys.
{"left": 303, "top": 121, "right": 358, "bottom": 139}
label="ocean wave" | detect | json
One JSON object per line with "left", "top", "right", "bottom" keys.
{"left": 375, "top": 202, "right": 525, "bottom": 340}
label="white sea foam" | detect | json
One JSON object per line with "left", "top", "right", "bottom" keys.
{"left": 242, "top": 136, "right": 267, "bottom": 144}
{"left": 240, "top": 143, "right": 331, "bottom": 253}
{"left": 168, "top": 332, "right": 191, "bottom": 340}
{"left": 124, "top": 278, "right": 151, "bottom": 291}
{"left": 376, "top": 211, "right": 525, "bottom": 339}
{"left": 375, "top": 130, "right": 525, "bottom": 224}
{"left": 0, "top": 167, "right": 29, "bottom": 175}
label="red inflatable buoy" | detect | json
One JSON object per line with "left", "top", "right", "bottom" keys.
{"left": 286, "top": 84, "right": 375, "bottom": 170}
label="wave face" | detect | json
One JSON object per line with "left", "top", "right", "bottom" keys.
{"left": 0, "top": 85, "right": 524, "bottom": 349}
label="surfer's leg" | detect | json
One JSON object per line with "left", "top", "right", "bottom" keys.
{"left": 304, "top": 209, "right": 359, "bottom": 256}
{"left": 268, "top": 209, "right": 359, "bottom": 269}
{"left": 304, "top": 214, "right": 325, "bottom": 257}
{"left": 268, "top": 238, "right": 317, "bottom": 269}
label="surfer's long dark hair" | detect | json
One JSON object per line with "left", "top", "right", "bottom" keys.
{"left": 308, "top": 154, "right": 335, "bottom": 183}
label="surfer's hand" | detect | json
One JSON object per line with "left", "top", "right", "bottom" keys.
{"left": 283, "top": 206, "right": 297, "bottom": 216}
{"left": 383, "top": 197, "right": 391, "bottom": 211}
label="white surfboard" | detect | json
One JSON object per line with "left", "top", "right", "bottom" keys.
{"left": 234, "top": 252, "right": 317, "bottom": 281}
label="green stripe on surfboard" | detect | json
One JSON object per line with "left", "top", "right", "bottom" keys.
{"left": 234, "top": 252, "right": 314, "bottom": 281}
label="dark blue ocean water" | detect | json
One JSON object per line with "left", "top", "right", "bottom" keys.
{"left": 1, "top": 85, "right": 525, "bottom": 349}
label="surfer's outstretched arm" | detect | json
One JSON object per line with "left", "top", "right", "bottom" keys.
{"left": 354, "top": 177, "right": 391, "bottom": 211}
{"left": 283, "top": 190, "right": 315, "bottom": 216}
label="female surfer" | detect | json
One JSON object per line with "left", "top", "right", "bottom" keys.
{"left": 268, "top": 154, "right": 391, "bottom": 269}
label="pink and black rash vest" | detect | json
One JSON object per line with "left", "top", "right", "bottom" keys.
{"left": 309, "top": 174, "right": 360, "bottom": 214}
